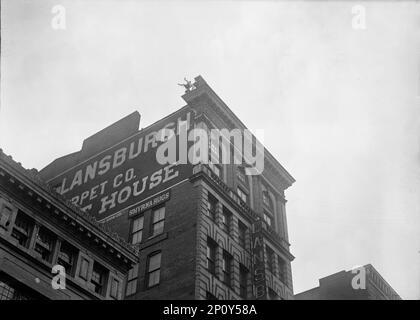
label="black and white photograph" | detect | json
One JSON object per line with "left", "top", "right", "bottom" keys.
{"left": 0, "top": 0, "right": 419, "bottom": 309}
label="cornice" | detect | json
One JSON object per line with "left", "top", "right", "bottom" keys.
{"left": 0, "top": 148, "right": 139, "bottom": 263}
{"left": 183, "top": 76, "right": 295, "bottom": 189}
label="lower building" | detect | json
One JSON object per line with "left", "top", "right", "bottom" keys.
{"left": 0, "top": 149, "right": 138, "bottom": 300}
{"left": 294, "top": 264, "right": 401, "bottom": 300}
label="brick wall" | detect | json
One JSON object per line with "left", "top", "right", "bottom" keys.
{"left": 128, "top": 181, "right": 198, "bottom": 299}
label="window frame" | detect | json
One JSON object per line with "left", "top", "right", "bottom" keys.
{"left": 146, "top": 251, "right": 162, "bottom": 289}
{"left": 151, "top": 206, "right": 165, "bottom": 238}
{"left": 263, "top": 209, "right": 273, "bottom": 228}
{"left": 278, "top": 256, "right": 287, "bottom": 284}
{"left": 34, "top": 227, "right": 56, "bottom": 263}
{"left": 222, "top": 251, "right": 232, "bottom": 287}
{"left": 57, "top": 241, "right": 77, "bottom": 277}
{"left": 207, "top": 194, "right": 218, "bottom": 221}
{"left": 237, "top": 187, "right": 248, "bottom": 204}
{"left": 11, "top": 212, "right": 34, "bottom": 248}
{"left": 90, "top": 262, "right": 107, "bottom": 296}
{"left": 266, "top": 246, "right": 275, "bottom": 274}
{"left": 239, "top": 265, "right": 249, "bottom": 299}
{"left": 238, "top": 221, "right": 247, "bottom": 248}
{"left": 131, "top": 215, "right": 144, "bottom": 245}
{"left": 221, "top": 207, "right": 232, "bottom": 233}
{"left": 206, "top": 238, "right": 217, "bottom": 275}
{"left": 125, "top": 264, "right": 139, "bottom": 296}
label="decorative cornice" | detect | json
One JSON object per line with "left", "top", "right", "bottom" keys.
{"left": 183, "top": 76, "right": 296, "bottom": 189}
{"left": 0, "top": 148, "right": 139, "bottom": 261}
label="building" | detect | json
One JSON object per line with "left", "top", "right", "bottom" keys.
{"left": 294, "top": 264, "right": 402, "bottom": 300}
{"left": 0, "top": 149, "right": 138, "bottom": 300}
{"left": 39, "top": 76, "right": 296, "bottom": 300}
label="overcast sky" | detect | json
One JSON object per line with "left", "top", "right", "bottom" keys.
{"left": 1, "top": 0, "right": 419, "bottom": 299}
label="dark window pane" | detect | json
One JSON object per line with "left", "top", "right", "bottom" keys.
{"left": 147, "top": 252, "right": 162, "bottom": 288}
{"left": 11, "top": 212, "right": 33, "bottom": 248}
{"left": 34, "top": 228, "right": 55, "bottom": 262}
{"left": 91, "top": 262, "right": 107, "bottom": 296}
{"left": 238, "top": 221, "right": 247, "bottom": 248}
{"left": 222, "top": 251, "right": 232, "bottom": 287}
{"left": 206, "top": 238, "right": 217, "bottom": 275}
{"left": 151, "top": 207, "right": 165, "bottom": 237}
{"left": 207, "top": 194, "right": 217, "bottom": 221}
{"left": 240, "top": 265, "right": 249, "bottom": 299}
{"left": 131, "top": 216, "right": 144, "bottom": 244}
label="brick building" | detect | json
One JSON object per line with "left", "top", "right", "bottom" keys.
{"left": 0, "top": 149, "right": 138, "bottom": 300}
{"left": 294, "top": 264, "right": 402, "bottom": 300}
{"left": 40, "top": 76, "right": 296, "bottom": 300}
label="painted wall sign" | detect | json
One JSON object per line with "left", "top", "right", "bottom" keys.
{"left": 47, "top": 109, "right": 194, "bottom": 222}
{"left": 252, "top": 219, "right": 267, "bottom": 299}
{"left": 128, "top": 190, "right": 171, "bottom": 218}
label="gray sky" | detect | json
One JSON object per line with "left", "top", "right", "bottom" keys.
{"left": 1, "top": 0, "right": 419, "bottom": 299}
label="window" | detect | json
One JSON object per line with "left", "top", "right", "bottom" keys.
{"left": 11, "top": 212, "right": 33, "bottom": 247}
{"left": 266, "top": 247, "right": 275, "bottom": 274}
{"left": 239, "top": 265, "right": 249, "bottom": 299}
{"left": 209, "top": 139, "right": 223, "bottom": 165}
{"left": 110, "top": 278, "right": 120, "bottom": 299}
{"left": 263, "top": 210, "right": 273, "bottom": 228}
{"left": 237, "top": 187, "right": 248, "bottom": 204}
{"left": 206, "top": 291, "right": 218, "bottom": 300}
{"left": 207, "top": 194, "right": 218, "bottom": 221}
{"left": 91, "top": 262, "right": 107, "bottom": 296}
{"left": 0, "top": 202, "right": 13, "bottom": 231}
{"left": 206, "top": 238, "right": 217, "bottom": 275}
{"left": 79, "top": 257, "right": 90, "bottom": 280}
{"left": 262, "top": 189, "right": 275, "bottom": 228}
{"left": 237, "top": 166, "right": 248, "bottom": 184}
{"left": 222, "top": 251, "right": 232, "bottom": 287}
{"left": 147, "top": 252, "right": 162, "bottom": 288}
{"left": 221, "top": 207, "right": 232, "bottom": 233}
{"left": 238, "top": 221, "right": 247, "bottom": 248}
{"left": 34, "top": 227, "right": 55, "bottom": 262}
{"left": 131, "top": 216, "right": 144, "bottom": 245}
{"left": 57, "top": 242, "right": 77, "bottom": 276}
{"left": 151, "top": 207, "right": 165, "bottom": 237}
{"left": 262, "top": 190, "right": 274, "bottom": 210}
{"left": 126, "top": 264, "right": 138, "bottom": 296}
{"left": 278, "top": 256, "right": 287, "bottom": 283}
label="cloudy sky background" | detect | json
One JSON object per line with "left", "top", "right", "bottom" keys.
{"left": 1, "top": 0, "right": 419, "bottom": 299}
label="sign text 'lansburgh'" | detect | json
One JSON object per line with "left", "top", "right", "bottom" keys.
{"left": 51, "top": 110, "right": 193, "bottom": 222}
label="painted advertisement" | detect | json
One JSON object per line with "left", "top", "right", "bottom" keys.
{"left": 47, "top": 109, "right": 195, "bottom": 222}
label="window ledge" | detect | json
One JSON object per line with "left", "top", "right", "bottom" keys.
{"left": 138, "top": 232, "right": 168, "bottom": 251}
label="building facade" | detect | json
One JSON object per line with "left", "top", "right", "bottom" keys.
{"left": 40, "top": 76, "right": 296, "bottom": 300}
{"left": 294, "top": 264, "right": 402, "bottom": 300}
{"left": 0, "top": 149, "right": 138, "bottom": 300}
